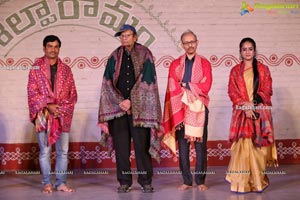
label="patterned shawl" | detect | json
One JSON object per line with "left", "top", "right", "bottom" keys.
{"left": 27, "top": 56, "right": 77, "bottom": 145}
{"left": 228, "top": 61, "right": 275, "bottom": 147}
{"left": 162, "top": 54, "right": 212, "bottom": 154}
{"left": 98, "top": 43, "right": 163, "bottom": 163}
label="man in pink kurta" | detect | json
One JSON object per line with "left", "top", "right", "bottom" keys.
{"left": 27, "top": 35, "right": 77, "bottom": 193}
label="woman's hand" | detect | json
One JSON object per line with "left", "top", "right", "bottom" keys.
{"left": 245, "top": 109, "right": 256, "bottom": 119}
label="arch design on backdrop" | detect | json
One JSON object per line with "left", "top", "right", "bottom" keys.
{"left": 0, "top": 54, "right": 300, "bottom": 69}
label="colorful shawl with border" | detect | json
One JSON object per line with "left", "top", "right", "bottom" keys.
{"left": 98, "top": 43, "right": 163, "bottom": 163}
{"left": 27, "top": 56, "right": 77, "bottom": 145}
{"left": 228, "top": 61, "right": 277, "bottom": 165}
{"left": 162, "top": 54, "right": 212, "bottom": 154}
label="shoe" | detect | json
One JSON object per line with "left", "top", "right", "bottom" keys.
{"left": 141, "top": 184, "right": 154, "bottom": 193}
{"left": 117, "top": 185, "right": 131, "bottom": 193}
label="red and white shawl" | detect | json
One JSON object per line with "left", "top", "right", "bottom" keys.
{"left": 163, "top": 54, "right": 212, "bottom": 154}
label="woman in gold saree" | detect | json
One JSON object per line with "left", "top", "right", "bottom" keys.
{"left": 226, "top": 37, "right": 278, "bottom": 193}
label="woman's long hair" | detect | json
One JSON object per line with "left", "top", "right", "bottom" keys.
{"left": 239, "top": 37, "right": 259, "bottom": 96}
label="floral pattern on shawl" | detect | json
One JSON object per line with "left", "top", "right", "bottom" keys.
{"left": 98, "top": 43, "right": 163, "bottom": 163}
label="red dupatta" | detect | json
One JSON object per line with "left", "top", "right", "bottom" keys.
{"left": 228, "top": 62, "right": 274, "bottom": 147}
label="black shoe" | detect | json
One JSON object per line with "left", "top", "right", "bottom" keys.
{"left": 141, "top": 185, "right": 154, "bottom": 193}
{"left": 117, "top": 185, "right": 131, "bottom": 193}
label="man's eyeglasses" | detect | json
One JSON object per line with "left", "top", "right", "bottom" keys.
{"left": 120, "top": 34, "right": 133, "bottom": 39}
{"left": 182, "top": 40, "right": 197, "bottom": 46}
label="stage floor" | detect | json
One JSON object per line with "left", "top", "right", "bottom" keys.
{"left": 0, "top": 165, "right": 299, "bottom": 200}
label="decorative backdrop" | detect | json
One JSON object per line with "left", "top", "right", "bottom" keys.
{"left": 1, "top": 0, "right": 300, "bottom": 170}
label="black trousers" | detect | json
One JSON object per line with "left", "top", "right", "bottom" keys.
{"left": 176, "top": 107, "right": 209, "bottom": 186}
{"left": 108, "top": 114, "right": 153, "bottom": 186}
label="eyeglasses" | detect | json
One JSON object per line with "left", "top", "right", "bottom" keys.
{"left": 182, "top": 40, "right": 197, "bottom": 46}
{"left": 120, "top": 34, "right": 133, "bottom": 39}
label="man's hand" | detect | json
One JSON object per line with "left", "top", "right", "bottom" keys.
{"left": 200, "top": 76, "right": 207, "bottom": 83}
{"left": 47, "top": 104, "right": 61, "bottom": 118}
{"left": 119, "top": 99, "right": 131, "bottom": 112}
